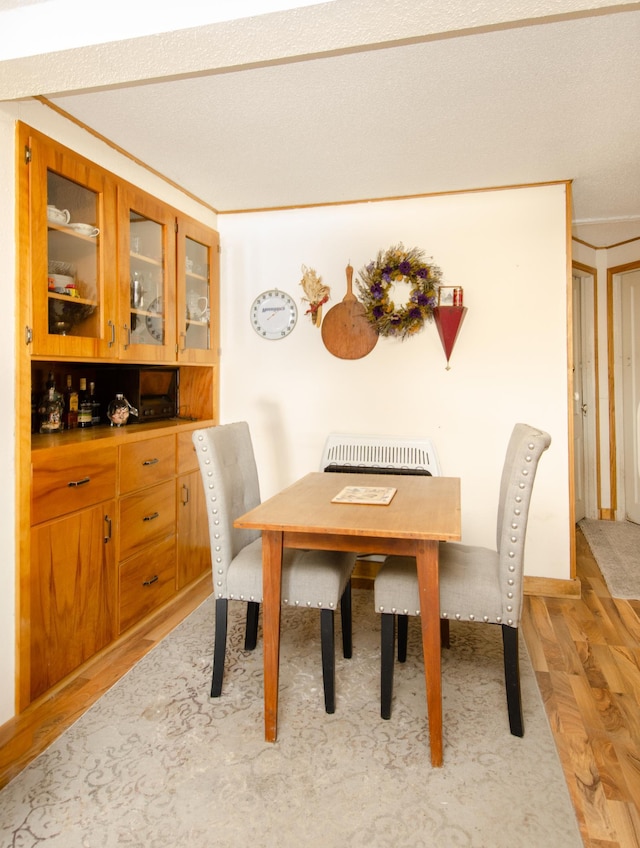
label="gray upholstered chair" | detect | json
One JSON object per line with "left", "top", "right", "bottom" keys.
{"left": 374, "top": 423, "right": 551, "bottom": 735}
{"left": 192, "top": 422, "right": 356, "bottom": 713}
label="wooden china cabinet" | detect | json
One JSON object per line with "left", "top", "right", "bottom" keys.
{"left": 16, "top": 123, "right": 219, "bottom": 709}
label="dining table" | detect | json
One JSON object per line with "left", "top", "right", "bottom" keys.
{"left": 234, "top": 470, "right": 461, "bottom": 767}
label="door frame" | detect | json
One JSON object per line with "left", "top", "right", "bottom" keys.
{"left": 572, "top": 262, "right": 598, "bottom": 519}
{"left": 608, "top": 260, "right": 640, "bottom": 520}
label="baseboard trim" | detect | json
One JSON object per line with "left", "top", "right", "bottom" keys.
{"left": 524, "top": 575, "right": 581, "bottom": 599}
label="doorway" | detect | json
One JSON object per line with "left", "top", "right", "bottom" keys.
{"left": 572, "top": 264, "right": 597, "bottom": 520}
{"left": 620, "top": 267, "right": 640, "bottom": 523}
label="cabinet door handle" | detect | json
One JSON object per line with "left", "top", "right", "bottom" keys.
{"left": 179, "top": 331, "right": 186, "bottom": 353}
{"left": 123, "top": 323, "right": 130, "bottom": 350}
{"left": 142, "top": 458, "right": 159, "bottom": 466}
{"left": 181, "top": 484, "right": 189, "bottom": 506}
{"left": 104, "top": 514, "right": 112, "bottom": 543}
{"left": 68, "top": 476, "right": 91, "bottom": 488}
{"left": 143, "top": 511, "right": 159, "bottom": 522}
{"left": 108, "top": 319, "right": 115, "bottom": 347}
{"left": 143, "top": 575, "right": 159, "bottom": 586}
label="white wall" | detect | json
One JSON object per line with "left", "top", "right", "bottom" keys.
{"left": 219, "top": 185, "right": 571, "bottom": 576}
{"left": 0, "top": 109, "right": 18, "bottom": 725}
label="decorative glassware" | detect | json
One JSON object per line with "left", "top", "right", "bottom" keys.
{"left": 107, "top": 393, "right": 139, "bottom": 427}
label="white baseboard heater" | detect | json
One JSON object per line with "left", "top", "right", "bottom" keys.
{"left": 320, "top": 432, "right": 441, "bottom": 477}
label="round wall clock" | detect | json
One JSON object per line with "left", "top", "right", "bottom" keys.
{"left": 145, "top": 297, "right": 164, "bottom": 342}
{"left": 251, "top": 289, "right": 297, "bottom": 339}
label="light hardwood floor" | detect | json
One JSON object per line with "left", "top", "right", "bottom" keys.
{"left": 0, "top": 531, "right": 638, "bottom": 848}
{"left": 523, "top": 528, "right": 640, "bottom": 848}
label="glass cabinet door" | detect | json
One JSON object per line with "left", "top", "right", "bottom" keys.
{"left": 119, "top": 188, "right": 176, "bottom": 361}
{"left": 28, "top": 130, "right": 117, "bottom": 358}
{"left": 177, "top": 217, "right": 219, "bottom": 364}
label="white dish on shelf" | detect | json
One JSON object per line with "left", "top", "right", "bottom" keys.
{"left": 47, "top": 206, "right": 70, "bottom": 225}
{"left": 68, "top": 223, "right": 100, "bottom": 237}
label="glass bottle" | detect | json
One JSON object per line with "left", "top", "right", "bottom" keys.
{"left": 77, "top": 377, "right": 92, "bottom": 428}
{"left": 63, "top": 374, "right": 78, "bottom": 429}
{"left": 89, "top": 381, "right": 101, "bottom": 426}
{"left": 107, "top": 393, "right": 138, "bottom": 427}
{"left": 38, "top": 372, "right": 63, "bottom": 433}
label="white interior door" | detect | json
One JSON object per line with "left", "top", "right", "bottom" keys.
{"left": 621, "top": 268, "right": 640, "bottom": 523}
{"left": 572, "top": 274, "right": 587, "bottom": 521}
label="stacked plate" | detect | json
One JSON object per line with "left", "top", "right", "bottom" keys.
{"left": 48, "top": 260, "right": 75, "bottom": 276}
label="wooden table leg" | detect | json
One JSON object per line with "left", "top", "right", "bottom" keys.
{"left": 262, "top": 529, "right": 283, "bottom": 742}
{"left": 416, "top": 538, "right": 443, "bottom": 767}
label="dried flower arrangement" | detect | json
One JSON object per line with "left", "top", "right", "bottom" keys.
{"left": 299, "top": 265, "right": 330, "bottom": 326}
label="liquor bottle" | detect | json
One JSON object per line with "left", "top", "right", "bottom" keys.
{"left": 89, "top": 381, "right": 101, "bottom": 426}
{"left": 63, "top": 374, "right": 78, "bottom": 429}
{"left": 38, "top": 372, "right": 63, "bottom": 433}
{"left": 77, "top": 377, "right": 92, "bottom": 428}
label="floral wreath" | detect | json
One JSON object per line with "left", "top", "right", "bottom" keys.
{"left": 357, "top": 244, "right": 441, "bottom": 339}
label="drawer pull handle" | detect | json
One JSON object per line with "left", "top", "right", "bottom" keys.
{"left": 142, "top": 458, "right": 159, "bottom": 466}
{"left": 68, "top": 477, "right": 91, "bottom": 488}
{"left": 143, "top": 575, "right": 159, "bottom": 586}
{"left": 143, "top": 511, "right": 160, "bottom": 522}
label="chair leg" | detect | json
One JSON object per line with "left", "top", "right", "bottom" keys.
{"left": 211, "top": 598, "right": 228, "bottom": 698}
{"left": 502, "top": 624, "right": 524, "bottom": 737}
{"left": 340, "top": 580, "right": 353, "bottom": 659}
{"left": 320, "top": 609, "right": 336, "bottom": 714}
{"left": 440, "top": 618, "right": 450, "bottom": 649}
{"left": 244, "top": 601, "right": 260, "bottom": 651}
{"left": 381, "top": 613, "right": 395, "bottom": 720}
{"left": 397, "top": 614, "right": 408, "bottom": 663}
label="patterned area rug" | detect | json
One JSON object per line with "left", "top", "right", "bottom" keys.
{"left": 0, "top": 591, "right": 581, "bottom": 848}
{"left": 579, "top": 518, "right": 640, "bottom": 599}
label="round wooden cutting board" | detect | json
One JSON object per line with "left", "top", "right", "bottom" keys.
{"left": 321, "top": 264, "right": 378, "bottom": 359}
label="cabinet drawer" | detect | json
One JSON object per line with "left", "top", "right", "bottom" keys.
{"left": 177, "top": 430, "right": 200, "bottom": 473}
{"left": 119, "top": 435, "right": 176, "bottom": 494}
{"left": 32, "top": 445, "right": 117, "bottom": 525}
{"left": 119, "top": 479, "right": 175, "bottom": 560}
{"left": 119, "top": 535, "right": 176, "bottom": 633}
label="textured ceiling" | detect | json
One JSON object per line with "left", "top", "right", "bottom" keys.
{"left": 1, "top": 1, "right": 639, "bottom": 236}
